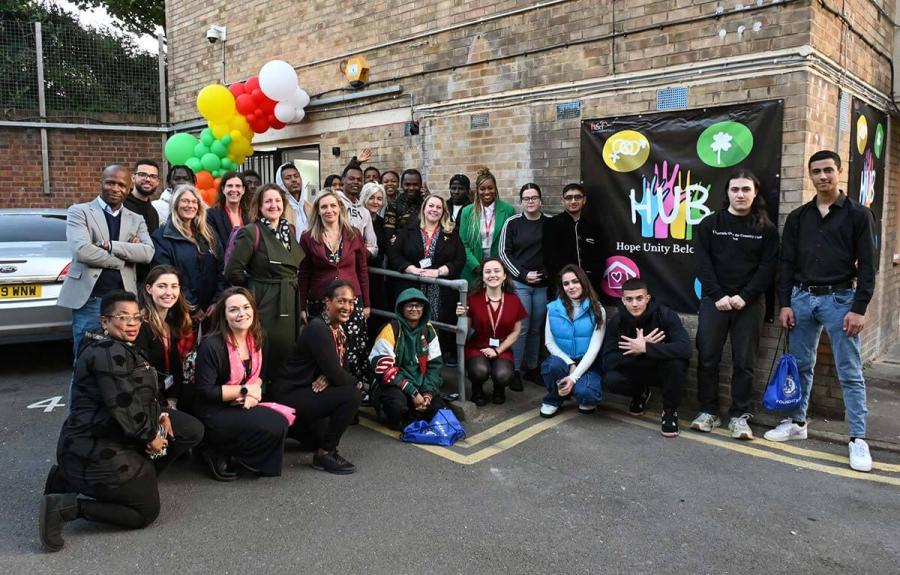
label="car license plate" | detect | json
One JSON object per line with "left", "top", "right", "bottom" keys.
{"left": 0, "top": 284, "right": 42, "bottom": 299}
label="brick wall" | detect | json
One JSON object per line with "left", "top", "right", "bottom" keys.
{"left": 0, "top": 128, "right": 162, "bottom": 209}
{"left": 163, "top": 0, "right": 899, "bottom": 418}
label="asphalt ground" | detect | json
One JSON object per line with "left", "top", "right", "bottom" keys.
{"left": 3, "top": 340, "right": 900, "bottom": 574}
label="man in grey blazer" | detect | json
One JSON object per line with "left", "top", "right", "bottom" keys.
{"left": 58, "top": 165, "right": 155, "bottom": 357}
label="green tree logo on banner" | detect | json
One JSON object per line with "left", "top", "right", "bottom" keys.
{"left": 697, "top": 121, "right": 754, "bottom": 167}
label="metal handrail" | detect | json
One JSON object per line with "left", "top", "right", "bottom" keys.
{"left": 368, "top": 267, "right": 469, "bottom": 402}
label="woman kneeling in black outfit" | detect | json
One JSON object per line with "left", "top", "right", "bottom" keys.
{"left": 273, "top": 280, "right": 363, "bottom": 475}
{"left": 194, "top": 287, "right": 289, "bottom": 481}
{"left": 40, "top": 290, "right": 203, "bottom": 552}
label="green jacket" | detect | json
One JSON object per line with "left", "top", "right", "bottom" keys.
{"left": 457, "top": 199, "right": 516, "bottom": 285}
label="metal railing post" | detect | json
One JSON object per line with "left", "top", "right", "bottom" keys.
{"left": 368, "top": 267, "right": 470, "bottom": 403}
{"left": 34, "top": 22, "right": 50, "bottom": 197}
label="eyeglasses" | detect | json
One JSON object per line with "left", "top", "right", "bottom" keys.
{"left": 135, "top": 172, "right": 159, "bottom": 180}
{"left": 404, "top": 302, "right": 425, "bottom": 310}
{"left": 521, "top": 196, "right": 541, "bottom": 202}
{"left": 563, "top": 194, "right": 584, "bottom": 201}
{"left": 179, "top": 199, "right": 200, "bottom": 206}
{"left": 105, "top": 314, "right": 143, "bottom": 324}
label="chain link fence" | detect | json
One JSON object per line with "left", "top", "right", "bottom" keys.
{"left": 0, "top": 16, "right": 161, "bottom": 122}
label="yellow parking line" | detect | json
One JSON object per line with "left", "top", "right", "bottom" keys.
{"left": 456, "top": 411, "right": 540, "bottom": 448}
{"left": 705, "top": 426, "right": 900, "bottom": 474}
{"left": 605, "top": 412, "right": 900, "bottom": 487}
{"left": 358, "top": 411, "right": 578, "bottom": 465}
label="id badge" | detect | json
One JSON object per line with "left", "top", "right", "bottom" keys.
{"left": 489, "top": 338, "right": 501, "bottom": 347}
{"left": 164, "top": 374, "right": 175, "bottom": 390}
{"left": 419, "top": 257, "right": 432, "bottom": 268}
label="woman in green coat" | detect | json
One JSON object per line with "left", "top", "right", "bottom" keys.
{"left": 457, "top": 167, "right": 516, "bottom": 286}
{"left": 225, "top": 184, "right": 304, "bottom": 376}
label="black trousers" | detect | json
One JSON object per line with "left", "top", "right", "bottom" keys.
{"left": 278, "top": 384, "right": 361, "bottom": 452}
{"left": 202, "top": 406, "right": 289, "bottom": 476}
{"left": 379, "top": 386, "right": 446, "bottom": 424}
{"left": 695, "top": 297, "right": 764, "bottom": 417}
{"left": 604, "top": 357, "right": 687, "bottom": 410}
{"left": 79, "top": 465, "right": 160, "bottom": 529}
{"left": 154, "top": 408, "right": 204, "bottom": 475}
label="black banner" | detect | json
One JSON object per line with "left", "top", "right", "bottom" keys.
{"left": 581, "top": 100, "right": 784, "bottom": 314}
{"left": 847, "top": 97, "right": 886, "bottom": 269}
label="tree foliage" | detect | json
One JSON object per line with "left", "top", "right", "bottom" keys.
{"left": 71, "top": 0, "right": 164, "bottom": 37}
{"left": 0, "top": 1, "right": 159, "bottom": 119}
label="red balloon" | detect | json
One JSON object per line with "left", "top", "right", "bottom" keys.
{"left": 267, "top": 113, "right": 276, "bottom": 124}
{"left": 196, "top": 171, "right": 215, "bottom": 190}
{"left": 228, "top": 82, "right": 245, "bottom": 98}
{"left": 251, "top": 89, "right": 266, "bottom": 104}
{"left": 261, "top": 98, "right": 276, "bottom": 114}
{"left": 271, "top": 119, "right": 286, "bottom": 130}
{"left": 249, "top": 118, "right": 269, "bottom": 133}
{"left": 235, "top": 93, "right": 255, "bottom": 116}
{"left": 245, "top": 76, "right": 260, "bottom": 92}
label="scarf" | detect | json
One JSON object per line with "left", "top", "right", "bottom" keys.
{"left": 224, "top": 333, "right": 296, "bottom": 426}
{"left": 259, "top": 216, "right": 292, "bottom": 251}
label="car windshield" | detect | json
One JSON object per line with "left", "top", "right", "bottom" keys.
{"left": 0, "top": 214, "right": 67, "bottom": 242}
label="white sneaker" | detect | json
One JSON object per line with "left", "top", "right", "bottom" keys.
{"left": 539, "top": 403, "right": 559, "bottom": 418}
{"left": 848, "top": 438, "right": 873, "bottom": 472}
{"left": 578, "top": 402, "right": 597, "bottom": 414}
{"left": 728, "top": 415, "right": 754, "bottom": 440}
{"left": 763, "top": 419, "right": 808, "bottom": 442}
{"left": 690, "top": 412, "right": 721, "bottom": 433}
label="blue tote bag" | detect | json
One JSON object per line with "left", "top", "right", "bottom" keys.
{"left": 401, "top": 408, "right": 466, "bottom": 446}
{"left": 763, "top": 330, "right": 802, "bottom": 412}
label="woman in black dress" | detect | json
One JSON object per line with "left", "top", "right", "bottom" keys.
{"left": 39, "top": 291, "right": 203, "bottom": 551}
{"left": 194, "top": 287, "right": 290, "bottom": 481}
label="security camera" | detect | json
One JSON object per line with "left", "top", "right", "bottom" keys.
{"left": 206, "top": 25, "right": 226, "bottom": 44}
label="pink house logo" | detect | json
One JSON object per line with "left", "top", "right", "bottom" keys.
{"left": 602, "top": 256, "right": 640, "bottom": 298}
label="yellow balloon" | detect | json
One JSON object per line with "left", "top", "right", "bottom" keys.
{"left": 211, "top": 122, "right": 230, "bottom": 139}
{"left": 197, "top": 85, "right": 236, "bottom": 123}
{"left": 229, "top": 114, "right": 250, "bottom": 134}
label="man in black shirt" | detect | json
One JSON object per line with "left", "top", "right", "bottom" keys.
{"left": 689, "top": 170, "right": 778, "bottom": 440}
{"left": 543, "top": 183, "right": 604, "bottom": 293}
{"left": 123, "top": 159, "right": 160, "bottom": 234}
{"left": 766, "top": 150, "right": 876, "bottom": 473}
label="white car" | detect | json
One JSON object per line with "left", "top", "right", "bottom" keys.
{"left": 0, "top": 209, "right": 72, "bottom": 344}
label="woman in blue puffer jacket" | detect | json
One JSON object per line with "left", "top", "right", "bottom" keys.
{"left": 539, "top": 264, "right": 606, "bottom": 418}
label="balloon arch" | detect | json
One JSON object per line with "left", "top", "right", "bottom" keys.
{"left": 163, "top": 60, "right": 310, "bottom": 204}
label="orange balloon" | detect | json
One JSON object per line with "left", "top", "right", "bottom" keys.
{"left": 213, "top": 178, "right": 222, "bottom": 190}
{"left": 196, "top": 171, "right": 215, "bottom": 190}
{"left": 199, "top": 187, "right": 217, "bottom": 206}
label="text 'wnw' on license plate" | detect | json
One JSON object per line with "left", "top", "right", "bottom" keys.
{"left": 0, "top": 284, "right": 42, "bottom": 299}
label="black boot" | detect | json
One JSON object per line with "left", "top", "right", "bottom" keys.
{"left": 524, "top": 367, "right": 543, "bottom": 386}
{"left": 39, "top": 493, "right": 79, "bottom": 552}
{"left": 509, "top": 371, "right": 524, "bottom": 392}
{"left": 202, "top": 451, "right": 239, "bottom": 482}
{"left": 43, "top": 465, "right": 68, "bottom": 495}
{"left": 470, "top": 383, "right": 488, "bottom": 407}
{"left": 492, "top": 384, "right": 507, "bottom": 405}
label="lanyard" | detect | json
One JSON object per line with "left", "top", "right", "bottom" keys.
{"left": 421, "top": 225, "right": 439, "bottom": 257}
{"left": 482, "top": 207, "right": 495, "bottom": 245}
{"left": 486, "top": 293, "right": 505, "bottom": 337}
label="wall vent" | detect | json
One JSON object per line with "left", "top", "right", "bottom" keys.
{"left": 470, "top": 113, "right": 490, "bottom": 129}
{"left": 556, "top": 101, "right": 582, "bottom": 120}
{"left": 657, "top": 86, "right": 689, "bottom": 110}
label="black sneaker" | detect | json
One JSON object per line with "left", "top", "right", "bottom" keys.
{"left": 312, "top": 451, "right": 357, "bottom": 475}
{"left": 629, "top": 387, "right": 651, "bottom": 416}
{"left": 509, "top": 371, "right": 524, "bottom": 392}
{"left": 661, "top": 409, "right": 679, "bottom": 438}
{"left": 202, "top": 451, "right": 239, "bottom": 482}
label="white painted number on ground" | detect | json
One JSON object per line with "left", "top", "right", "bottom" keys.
{"left": 28, "top": 396, "right": 65, "bottom": 413}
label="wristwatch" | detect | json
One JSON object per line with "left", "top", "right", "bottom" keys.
{"left": 240, "top": 385, "right": 248, "bottom": 396}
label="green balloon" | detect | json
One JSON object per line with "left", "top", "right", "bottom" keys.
{"left": 185, "top": 157, "right": 203, "bottom": 173}
{"left": 194, "top": 143, "right": 210, "bottom": 158}
{"left": 220, "top": 134, "right": 232, "bottom": 146}
{"left": 221, "top": 158, "right": 236, "bottom": 171}
{"left": 200, "top": 128, "right": 215, "bottom": 146}
{"left": 210, "top": 140, "right": 229, "bottom": 158}
{"left": 164, "top": 133, "right": 199, "bottom": 165}
{"left": 201, "top": 153, "right": 221, "bottom": 172}
{"left": 214, "top": 169, "right": 225, "bottom": 178}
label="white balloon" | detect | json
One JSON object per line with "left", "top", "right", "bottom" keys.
{"left": 258, "top": 60, "right": 298, "bottom": 102}
{"left": 274, "top": 101, "right": 295, "bottom": 123}
{"left": 292, "top": 87, "right": 311, "bottom": 109}
{"left": 292, "top": 108, "right": 305, "bottom": 123}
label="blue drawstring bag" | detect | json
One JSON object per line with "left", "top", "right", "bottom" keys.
{"left": 763, "top": 330, "right": 802, "bottom": 411}
{"left": 401, "top": 408, "right": 466, "bottom": 446}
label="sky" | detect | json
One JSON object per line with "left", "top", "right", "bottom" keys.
{"left": 45, "top": 0, "right": 162, "bottom": 54}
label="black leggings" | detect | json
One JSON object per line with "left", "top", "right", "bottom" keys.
{"left": 278, "top": 384, "right": 361, "bottom": 452}
{"left": 467, "top": 356, "right": 515, "bottom": 389}
{"left": 79, "top": 465, "right": 160, "bottom": 529}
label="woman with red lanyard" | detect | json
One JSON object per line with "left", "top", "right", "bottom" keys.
{"left": 456, "top": 257, "right": 527, "bottom": 405}
{"left": 272, "top": 280, "right": 363, "bottom": 475}
{"left": 457, "top": 167, "right": 516, "bottom": 286}
{"left": 298, "top": 191, "right": 371, "bottom": 383}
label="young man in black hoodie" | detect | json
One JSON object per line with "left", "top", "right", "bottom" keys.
{"left": 601, "top": 278, "right": 691, "bottom": 437}
{"left": 543, "top": 183, "right": 604, "bottom": 294}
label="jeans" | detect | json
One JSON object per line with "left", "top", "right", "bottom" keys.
{"left": 788, "top": 287, "right": 867, "bottom": 437}
{"left": 511, "top": 281, "right": 547, "bottom": 371}
{"left": 70, "top": 296, "right": 102, "bottom": 359}
{"left": 696, "top": 296, "right": 764, "bottom": 417}
{"left": 541, "top": 355, "right": 602, "bottom": 407}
